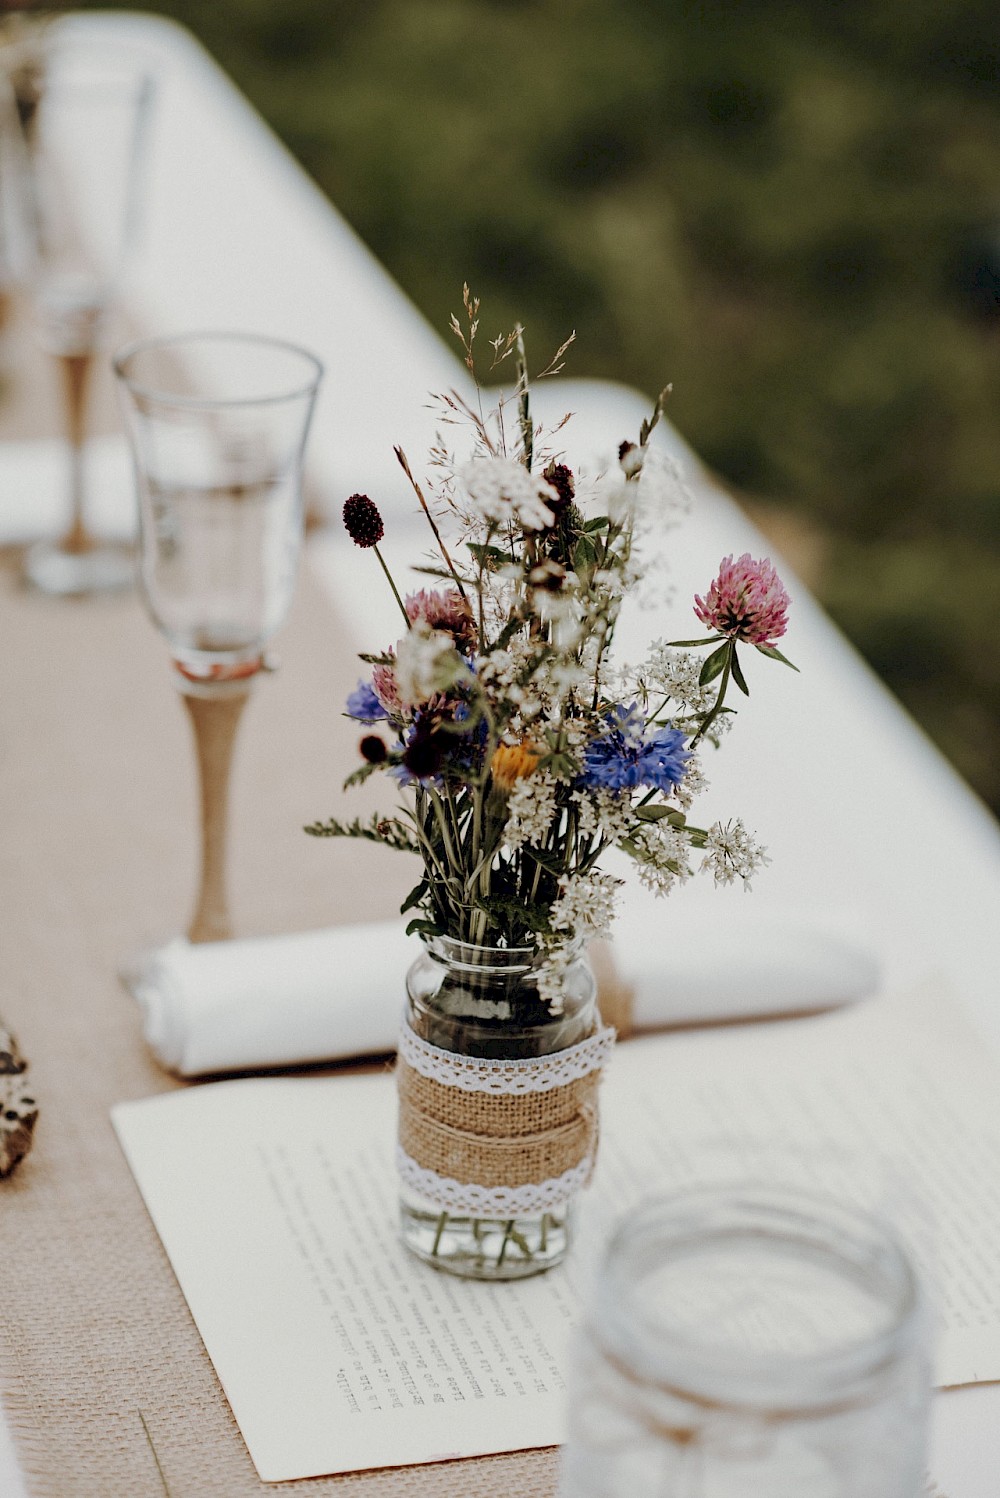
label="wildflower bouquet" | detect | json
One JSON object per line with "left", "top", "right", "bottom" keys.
{"left": 308, "top": 292, "right": 795, "bottom": 1278}
{"left": 309, "top": 293, "right": 794, "bottom": 1007}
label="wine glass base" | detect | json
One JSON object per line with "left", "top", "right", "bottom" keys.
{"left": 23, "top": 539, "right": 134, "bottom": 597}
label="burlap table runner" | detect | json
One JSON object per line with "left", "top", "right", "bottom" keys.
{"left": 0, "top": 547, "right": 561, "bottom": 1496}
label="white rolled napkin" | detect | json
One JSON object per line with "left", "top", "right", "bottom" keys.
{"left": 617, "top": 908, "right": 881, "bottom": 1031}
{"left": 126, "top": 923, "right": 415, "bottom": 1076}
{"left": 125, "top": 914, "right": 881, "bottom": 1078}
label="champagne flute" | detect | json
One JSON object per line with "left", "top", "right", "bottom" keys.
{"left": 20, "top": 41, "right": 154, "bottom": 596}
{"left": 114, "top": 332, "right": 323, "bottom": 944}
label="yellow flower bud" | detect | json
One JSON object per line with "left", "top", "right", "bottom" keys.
{"left": 491, "top": 742, "right": 541, "bottom": 792}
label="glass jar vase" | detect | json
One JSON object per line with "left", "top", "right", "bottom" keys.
{"left": 558, "top": 1185, "right": 932, "bottom": 1497}
{"left": 397, "top": 935, "right": 602, "bottom": 1280}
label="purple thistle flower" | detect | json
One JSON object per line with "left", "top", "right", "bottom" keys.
{"left": 579, "top": 703, "right": 690, "bottom": 794}
{"left": 345, "top": 679, "right": 387, "bottom": 722}
{"left": 343, "top": 492, "right": 384, "bottom": 548}
{"left": 402, "top": 725, "right": 450, "bottom": 780}
{"left": 694, "top": 553, "right": 790, "bottom": 646}
{"left": 389, "top": 702, "right": 486, "bottom": 788}
{"left": 388, "top": 721, "right": 446, "bottom": 788}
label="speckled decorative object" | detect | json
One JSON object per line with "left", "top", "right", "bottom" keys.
{"left": 0, "top": 1021, "right": 37, "bottom": 1178}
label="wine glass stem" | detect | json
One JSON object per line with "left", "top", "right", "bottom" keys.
{"left": 182, "top": 686, "right": 251, "bottom": 944}
{"left": 58, "top": 350, "right": 94, "bottom": 555}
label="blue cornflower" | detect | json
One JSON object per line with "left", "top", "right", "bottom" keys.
{"left": 345, "top": 679, "right": 387, "bottom": 722}
{"left": 579, "top": 703, "right": 689, "bottom": 794}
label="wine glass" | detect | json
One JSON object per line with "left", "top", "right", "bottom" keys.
{"left": 114, "top": 332, "right": 323, "bottom": 944}
{"left": 19, "top": 40, "right": 154, "bottom": 595}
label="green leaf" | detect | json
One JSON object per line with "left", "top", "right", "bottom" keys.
{"left": 400, "top": 880, "right": 428, "bottom": 915}
{"left": 633, "top": 804, "right": 676, "bottom": 822}
{"left": 405, "top": 918, "right": 439, "bottom": 938}
{"left": 303, "top": 813, "right": 420, "bottom": 854}
{"left": 633, "top": 805, "right": 689, "bottom": 827}
{"left": 522, "top": 845, "right": 565, "bottom": 874}
{"left": 730, "top": 647, "right": 750, "bottom": 697}
{"left": 411, "top": 563, "right": 474, "bottom": 583}
{"left": 699, "top": 642, "right": 730, "bottom": 685}
{"left": 583, "top": 515, "right": 610, "bottom": 532}
{"left": 342, "top": 761, "right": 382, "bottom": 790}
{"left": 466, "top": 541, "right": 510, "bottom": 565}
{"left": 535, "top": 748, "right": 578, "bottom": 781}
{"left": 666, "top": 636, "right": 723, "bottom": 647}
{"left": 573, "top": 534, "right": 598, "bottom": 572}
{"left": 474, "top": 892, "right": 552, "bottom": 933}
{"left": 755, "top": 644, "right": 800, "bottom": 671}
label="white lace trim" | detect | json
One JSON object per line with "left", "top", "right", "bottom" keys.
{"left": 397, "top": 1146, "right": 592, "bottom": 1215}
{"left": 397, "top": 1020, "right": 615, "bottom": 1094}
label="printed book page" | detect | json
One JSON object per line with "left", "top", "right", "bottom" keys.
{"left": 113, "top": 981, "right": 1000, "bottom": 1485}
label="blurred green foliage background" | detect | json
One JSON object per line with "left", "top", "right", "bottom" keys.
{"left": 84, "top": 0, "right": 1000, "bottom": 811}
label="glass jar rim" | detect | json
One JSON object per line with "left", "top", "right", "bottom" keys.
{"left": 593, "top": 1183, "right": 925, "bottom": 1414}
{"left": 422, "top": 931, "right": 584, "bottom": 972}
{"left": 113, "top": 330, "right": 324, "bottom": 410}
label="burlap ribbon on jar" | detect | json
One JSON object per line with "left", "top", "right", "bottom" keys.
{"left": 396, "top": 1021, "right": 616, "bottom": 1217}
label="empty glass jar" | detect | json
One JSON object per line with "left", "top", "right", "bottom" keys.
{"left": 558, "top": 1185, "right": 932, "bottom": 1498}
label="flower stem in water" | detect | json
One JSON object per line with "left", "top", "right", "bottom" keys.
{"left": 497, "top": 1220, "right": 516, "bottom": 1266}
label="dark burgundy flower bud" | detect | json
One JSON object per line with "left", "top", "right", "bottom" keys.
{"left": 359, "top": 735, "right": 388, "bottom": 764}
{"left": 542, "top": 461, "right": 575, "bottom": 512}
{"left": 403, "top": 726, "right": 448, "bottom": 778}
{"left": 343, "top": 493, "right": 384, "bottom": 548}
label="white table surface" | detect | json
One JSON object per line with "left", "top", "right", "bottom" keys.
{"left": 2, "top": 12, "right": 998, "bottom": 1495}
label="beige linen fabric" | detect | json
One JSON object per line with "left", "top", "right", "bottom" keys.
{"left": 0, "top": 554, "right": 560, "bottom": 1496}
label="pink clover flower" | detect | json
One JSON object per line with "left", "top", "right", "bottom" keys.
{"left": 694, "top": 553, "right": 789, "bottom": 646}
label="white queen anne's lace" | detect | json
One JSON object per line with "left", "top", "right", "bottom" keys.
{"left": 550, "top": 871, "right": 621, "bottom": 937}
{"left": 701, "top": 817, "right": 770, "bottom": 889}
{"left": 459, "top": 456, "right": 557, "bottom": 531}
{"left": 393, "top": 619, "right": 469, "bottom": 707}
{"left": 504, "top": 770, "right": 559, "bottom": 850}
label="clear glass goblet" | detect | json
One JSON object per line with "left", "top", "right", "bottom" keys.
{"left": 18, "top": 40, "right": 154, "bottom": 596}
{"left": 114, "top": 332, "right": 323, "bottom": 944}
